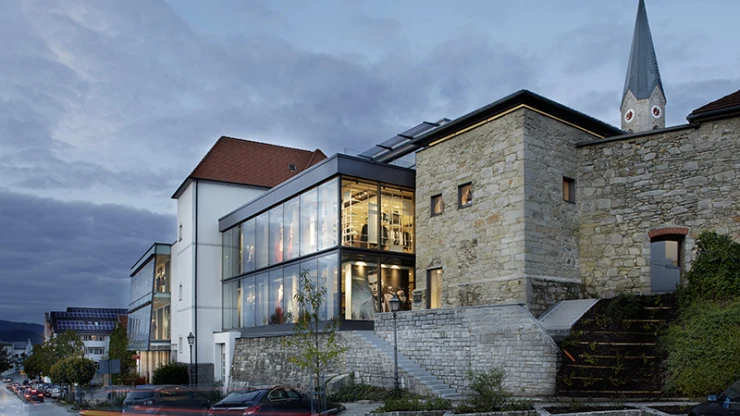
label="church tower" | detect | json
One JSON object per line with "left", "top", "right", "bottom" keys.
{"left": 621, "top": 0, "right": 665, "bottom": 132}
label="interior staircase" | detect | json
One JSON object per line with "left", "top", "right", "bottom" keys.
{"left": 354, "top": 331, "right": 463, "bottom": 400}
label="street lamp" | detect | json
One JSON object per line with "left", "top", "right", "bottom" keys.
{"left": 389, "top": 294, "right": 401, "bottom": 390}
{"left": 187, "top": 332, "right": 195, "bottom": 388}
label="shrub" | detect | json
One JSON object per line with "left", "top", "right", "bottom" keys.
{"left": 328, "top": 383, "right": 410, "bottom": 402}
{"left": 659, "top": 231, "right": 740, "bottom": 396}
{"left": 464, "top": 367, "right": 511, "bottom": 412}
{"left": 152, "top": 362, "right": 189, "bottom": 385}
{"left": 373, "top": 397, "right": 452, "bottom": 413}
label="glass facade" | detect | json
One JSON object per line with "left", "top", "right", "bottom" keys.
{"left": 221, "top": 176, "right": 415, "bottom": 330}
{"left": 128, "top": 244, "right": 171, "bottom": 351}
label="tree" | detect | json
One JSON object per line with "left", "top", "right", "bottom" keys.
{"left": 283, "top": 269, "right": 346, "bottom": 390}
{"left": 50, "top": 330, "right": 85, "bottom": 360}
{"left": 22, "top": 345, "right": 47, "bottom": 379}
{"left": 65, "top": 357, "right": 97, "bottom": 386}
{"left": 0, "top": 348, "right": 11, "bottom": 374}
{"left": 108, "top": 324, "right": 136, "bottom": 384}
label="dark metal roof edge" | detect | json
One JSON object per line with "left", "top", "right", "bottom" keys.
{"left": 575, "top": 124, "right": 694, "bottom": 148}
{"left": 131, "top": 242, "right": 171, "bottom": 273}
{"left": 687, "top": 104, "right": 740, "bottom": 123}
{"left": 409, "top": 90, "right": 623, "bottom": 148}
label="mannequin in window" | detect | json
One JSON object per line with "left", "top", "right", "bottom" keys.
{"left": 350, "top": 275, "right": 375, "bottom": 320}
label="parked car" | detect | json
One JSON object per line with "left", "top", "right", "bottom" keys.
{"left": 3, "top": 378, "right": 11, "bottom": 383}
{"left": 23, "top": 388, "right": 45, "bottom": 403}
{"left": 689, "top": 379, "right": 740, "bottom": 416}
{"left": 207, "top": 386, "right": 311, "bottom": 416}
{"left": 122, "top": 385, "right": 211, "bottom": 415}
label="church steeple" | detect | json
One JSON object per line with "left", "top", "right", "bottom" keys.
{"left": 621, "top": 0, "right": 665, "bottom": 132}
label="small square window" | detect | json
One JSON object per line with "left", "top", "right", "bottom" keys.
{"left": 458, "top": 183, "right": 473, "bottom": 208}
{"left": 288, "top": 164, "right": 297, "bottom": 172}
{"left": 563, "top": 177, "right": 576, "bottom": 203}
{"left": 431, "top": 194, "right": 444, "bottom": 216}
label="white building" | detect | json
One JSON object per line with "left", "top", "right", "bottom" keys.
{"left": 169, "top": 136, "right": 325, "bottom": 385}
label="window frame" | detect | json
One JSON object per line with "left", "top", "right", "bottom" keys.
{"left": 563, "top": 177, "right": 576, "bottom": 203}
{"left": 426, "top": 268, "right": 442, "bottom": 309}
{"left": 649, "top": 234, "right": 683, "bottom": 293}
{"left": 431, "top": 194, "right": 444, "bottom": 216}
{"left": 458, "top": 183, "right": 473, "bottom": 208}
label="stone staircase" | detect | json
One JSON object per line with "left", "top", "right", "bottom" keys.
{"left": 354, "top": 331, "right": 463, "bottom": 400}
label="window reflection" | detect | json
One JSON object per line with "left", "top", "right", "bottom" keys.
{"left": 269, "top": 206, "right": 284, "bottom": 265}
{"left": 379, "top": 187, "right": 414, "bottom": 253}
{"left": 255, "top": 213, "right": 269, "bottom": 270}
{"left": 319, "top": 254, "right": 339, "bottom": 319}
{"left": 283, "top": 197, "right": 300, "bottom": 262}
{"left": 268, "top": 269, "right": 285, "bottom": 324}
{"left": 319, "top": 179, "right": 339, "bottom": 250}
{"left": 341, "top": 256, "right": 378, "bottom": 320}
{"left": 243, "top": 278, "right": 256, "bottom": 328}
{"left": 301, "top": 188, "right": 318, "bottom": 256}
{"left": 242, "top": 219, "right": 255, "bottom": 273}
{"left": 283, "top": 264, "right": 299, "bottom": 323}
{"left": 255, "top": 273, "right": 269, "bottom": 326}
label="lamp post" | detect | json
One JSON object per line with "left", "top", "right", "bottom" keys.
{"left": 187, "top": 332, "right": 195, "bottom": 388}
{"left": 389, "top": 294, "right": 401, "bottom": 390}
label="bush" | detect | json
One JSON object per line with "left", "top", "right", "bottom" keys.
{"left": 464, "top": 368, "right": 511, "bottom": 412}
{"left": 659, "top": 231, "right": 740, "bottom": 396}
{"left": 659, "top": 300, "right": 740, "bottom": 396}
{"left": 152, "top": 362, "right": 189, "bottom": 385}
{"left": 328, "top": 383, "right": 408, "bottom": 402}
{"left": 373, "top": 397, "right": 452, "bottom": 413}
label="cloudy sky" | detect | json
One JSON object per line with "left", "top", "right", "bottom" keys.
{"left": 1, "top": 0, "right": 739, "bottom": 325}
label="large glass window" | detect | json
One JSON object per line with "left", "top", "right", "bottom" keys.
{"left": 380, "top": 259, "right": 415, "bottom": 312}
{"left": 222, "top": 279, "right": 241, "bottom": 330}
{"left": 151, "top": 298, "right": 170, "bottom": 340}
{"left": 255, "top": 273, "right": 269, "bottom": 326}
{"left": 255, "top": 213, "right": 269, "bottom": 270}
{"left": 342, "top": 180, "right": 378, "bottom": 249}
{"left": 243, "top": 277, "right": 256, "bottom": 328}
{"left": 283, "top": 197, "right": 300, "bottom": 262}
{"left": 242, "top": 219, "right": 256, "bottom": 274}
{"left": 380, "top": 186, "right": 414, "bottom": 253}
{"left": 341, "top": 254, "right": 378, "bottom": 320}
{"left": 268, "top": 269, "right": 285, "bottom": 324}
{"left": 269, "top": 205, "right": 284, "bottom": 265}
{"left": 428, "top": 269, "right": 442, "bottom": 309}
{"left": 154, "top": 256, "right": 170, "bottom": 293}
{"left": 283, "top": 264, "right": 300, "bottom": 323}
{"left": 319, "top": 179, "right": 339, "bottom": 251}
{"left": 319, "top": 253, "right": 339, "bottom": 320}
{"left": 301, "top": 188, "right": 319, "bottom": 256}
{"left": 222, "top": 227, "right": 241, "bottom": 279}
{"left": 651, "top": 239, "right": 681, "bottom": 293}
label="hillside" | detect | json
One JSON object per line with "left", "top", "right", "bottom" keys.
{"left": 0, "top": 320, "right": 44, "bottom": 344}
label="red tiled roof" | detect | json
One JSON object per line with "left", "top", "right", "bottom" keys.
{"left": 688, "top": 89, "right": 740, "bottom": 120}
{"left": 173, "top": 137, "right": 327, "bottom": 198}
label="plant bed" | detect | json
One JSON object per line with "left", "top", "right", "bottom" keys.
{"left": 647, "top": 404, "right": 695, "bottom": 415}
{"left": 544, "top": 405, "right": 638, "bottom": 414}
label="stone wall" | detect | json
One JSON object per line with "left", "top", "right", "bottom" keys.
{"left": 578, "top": 116, "right": 740, "bottom": 297}
{"left": 414, "top": 110, "right": 527, "bottom": 308}
{"left": 229, "top": 332, "right": 433, "bottom": 395}
{"left": 522, "top": 110, "right": 595, "bottom": 315}
{"left": 374, "top": 305, "right": 560, "bottom": 396}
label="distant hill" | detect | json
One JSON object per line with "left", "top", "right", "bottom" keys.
{"left": 0, "top": 320, "right": 44, "bottom": 344}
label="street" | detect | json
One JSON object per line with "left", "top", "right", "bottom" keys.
{"left": 0, "top": 383, "right": 72, "bottom": 416}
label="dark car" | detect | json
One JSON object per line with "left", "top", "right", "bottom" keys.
{"left": 122, "top": 385, "right": 211, "bottom": 415}
{"left": 23, "top": 388, "right": 44, "bottom": 403}
{"left": 207, "top": 386, "right": 311, "bottom": 416}
{"left": 689, "top": 379, "right": 740, "bottom": 416}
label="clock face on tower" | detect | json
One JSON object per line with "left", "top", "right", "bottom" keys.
{"left": 651, "top": 105, "right": 662, "bottom": 119}
{"left": 624, "top": 109, "right": 635, "bottom": 123}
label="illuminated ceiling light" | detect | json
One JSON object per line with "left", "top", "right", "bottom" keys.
{"left": 355, "top": 261, "right": 367, "bottom": 266}
{"left": 391, "top": 265, "right": 400, "bottom": 269}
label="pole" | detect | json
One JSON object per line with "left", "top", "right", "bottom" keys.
{"left": 189, "top": 344, "right": 193, "bottom": 388}
{"left": 392, "top": 310, "right": 399, "bottom": 390}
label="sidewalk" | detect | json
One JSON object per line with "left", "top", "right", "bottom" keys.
{"left": 339, "top": 401, "right": 383, "bottom": 416}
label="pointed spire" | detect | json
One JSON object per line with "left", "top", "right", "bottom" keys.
{"left": 623, "top": 0, "right": 663, "bottom": 102}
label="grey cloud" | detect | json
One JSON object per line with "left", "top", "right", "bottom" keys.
{"left": 0, "top": 189, "right": 175, "bottom": 324}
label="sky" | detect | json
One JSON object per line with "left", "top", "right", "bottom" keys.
{"left": 1, "top": 0, "right": 739, "bottom": 325}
